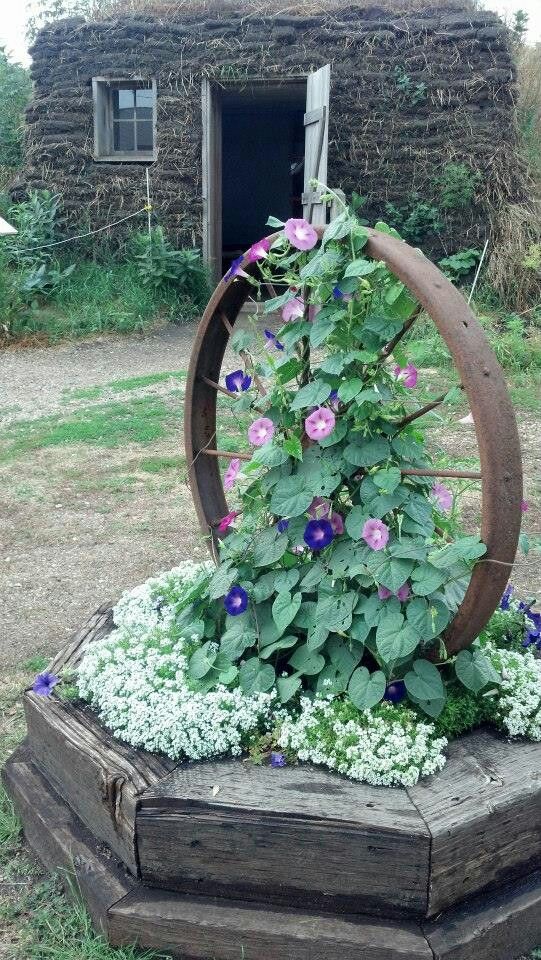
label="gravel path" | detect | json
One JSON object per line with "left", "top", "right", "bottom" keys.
{"left": 1, "top": 325, "right": 202, "bottom": 668}
{"left": 0, "top": 323, "right": 197, "bottom": 421}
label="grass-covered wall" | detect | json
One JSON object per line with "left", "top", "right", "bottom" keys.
{"left": 16, "top": 2, "right": 520, "bottom": 261}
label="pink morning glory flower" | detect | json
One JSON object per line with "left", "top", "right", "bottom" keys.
{"left": 431, "top": 482, "right": 453, "bottom": 512}
{"left": 308, "top": 497, "right": 331, "bottom": 519}
{"left": 282, "top": 297, "right": 305, "bottom": 322}
{"left": 396, "top": 582, "right": 411, "bottom": 602}
{"left": 377, "top": 582, "right": 410, "bottom": 601}
{"left": 247, "top": 238, "right": 270, "bottom": 262}
{"left": 304, "top": 406, "right": 335, "bottom": 442}
{"left": 394, "top": 363, "right": 418, "bottom": 388}
{"left": 521, "top": 499, "right": 529, "bottom": 513}
{"left": 248, "top": 417, "right": 275, "bottom": 446}
{"left": 284, "top": 218, "right": 318, "bottom": 251}
{"left": 223, "top": 457, "right": 241, "bottom": 490}
{"left": 362, "top": 518, "right": 389, "bottom": 551}
{"left": 330, "top": 511, "right": 344, "bottom": 535}
{"left": 218, "top": 511, "right": 240, "bottom": 533}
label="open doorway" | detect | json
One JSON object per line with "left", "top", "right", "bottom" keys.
{"left": 221, "top": 85, "right": 305, "bottom": 274}
{"left": 202, "top": 70, "right": 330, "bottom": 282}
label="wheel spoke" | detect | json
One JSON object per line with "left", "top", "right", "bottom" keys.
{"left": 401, "top": 467, "right": 481, "bottom": 480}
{"left": 394, "top": 387, "right": 465, "bottom": 429}
{"left": 219, "top": 311, "right": 267, "bottom": 396}
{"left": 200, "top": 376, "right": 265, "bottom": 413}
{"left": 201, "top": 375, "right": 237, "bottom": 400}
{"left": 200, "top": 448, "right": 252, "bottom": 462}
{"left": 198, "top": 450, "right": 481, "bottom": 479}
{"left": 379, "top": 305, "right": 421, "bottom": 359}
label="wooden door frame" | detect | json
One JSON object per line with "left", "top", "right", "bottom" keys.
{"left": 202, "top": 78, "right": 223, "bottom": 284}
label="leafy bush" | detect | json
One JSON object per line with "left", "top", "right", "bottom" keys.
{"left": 392, "top": 67, "right": 427, "bottom": 105}
{"left": 435, "top": 163, "right": 481, "bottom": 210}
{"left": 384, "top": 196, "right": 443, "bottom": 244}
{"left": 127, "top": 226, "right": 211, "bottom": 309}
{"left": 18, "top": 261, "right": 76, "bottom": 300}
{"left": 5, "top": 190, "right": 62, "bottom": 267}
{"left": 1, "top": 197, "right": 207, "bottom": 341}
{"left": 438, "top": 248, "right": 480, "bottom": 282}
{"left": 0, "top": 49, "right": 31, "bottom": 173}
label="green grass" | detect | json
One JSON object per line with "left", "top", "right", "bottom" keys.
{"left": 0, "top": 781, "right": 172, "bottom": 959}
{"left": 4, "top": 261, "right": 198, "bottom": 343}
{"left": 62, "top": 372, "right": 187, "bottom": 403}
{"left": 62, "top": 386, "right": 105, "bottom": 402}
{"left": 406, "top": 305, "right": 541, "bottom": 375}
{"left": 509, "top": 370, "right": 541, "bottom": 414}
{"left": 107, "top": 371, "right": 187, "bottom": 392}
{"left": 0, "top": 397, "right": 180, "bottom": 462}
{"left": 22, "top": 655, "right": 49, "bottom": 673}
{"left": 139, "top": 455, "right": 185, "bottom": 474}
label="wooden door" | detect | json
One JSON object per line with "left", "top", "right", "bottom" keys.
{"left": 201, "top": 78, "right": 222, "bottom": 282}
{"left": 303, "top": 64, "right": 331, "bottom": 226}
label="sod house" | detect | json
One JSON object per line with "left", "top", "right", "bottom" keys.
{"left": 19, "top": 2, "right": 519, "bottom": 279}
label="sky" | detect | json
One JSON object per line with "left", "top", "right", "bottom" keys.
{"left": 0, "top": 0, "right": 540, "bottom": 64}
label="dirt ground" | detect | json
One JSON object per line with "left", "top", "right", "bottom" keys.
{"left": 0, "top": 323, "right": 539, "bottom": 669}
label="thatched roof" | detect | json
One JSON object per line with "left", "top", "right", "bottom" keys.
{"left": 74, "top": 0, "right": 483, "bottom": 23}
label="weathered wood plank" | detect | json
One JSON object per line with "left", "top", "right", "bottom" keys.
{"left": 424, "top": 870, "right": 541, "bottom": 960}
{"left": 137, "top": 759, "right": 430, "bottom": 917}
{"left": 407, "top": 729, "right": 541, "bottom": 916}
{"left": 2, "top": 745, "right": 133, "bottom": 934}
{"left": 47, "top": 603, "right": 114, "bottom": 675}
{"left": 24, "top": 692, "right": 177, "bottom": 874}
{"left": 109, "top": 887, "right": 433, "bottom": 960}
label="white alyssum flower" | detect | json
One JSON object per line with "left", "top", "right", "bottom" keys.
{"left": 278, "top": 696, "right": 448, "bottom": 788}
{"left": 485, "top": 643, "right": 541, "bottom": 740}
{"left": 78, "top": 623, "right": 275, "bottom": 761}
{"left": 113, "top": 560, "right": 212, "bottom": 634}
{"left": 77, "top": 564, "right": 541, "bottom": 786}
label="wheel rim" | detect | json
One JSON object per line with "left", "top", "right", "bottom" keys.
{"left": 185, "top": 228, "right": 522, "bottom": 654}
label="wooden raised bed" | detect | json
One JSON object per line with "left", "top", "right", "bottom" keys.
{"left": 3, "top": 607, "right": 541, "bottom": 960}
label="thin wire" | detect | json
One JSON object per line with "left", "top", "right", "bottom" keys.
{"left": 467, "top": 238, "right": 490, "bottom": 305}
{"left": 146, "top": 169, "right": 152, "bottom": 239}
{"left": 11, "top": 206, "right": 151, "bottom": 254}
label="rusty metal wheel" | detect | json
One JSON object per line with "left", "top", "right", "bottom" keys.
{"left": 185, "top": 227, "right": 523, "bottom": 654}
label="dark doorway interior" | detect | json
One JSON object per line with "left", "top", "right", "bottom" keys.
{"left": 221, "top": 85, "right": 306, "bottom": 274}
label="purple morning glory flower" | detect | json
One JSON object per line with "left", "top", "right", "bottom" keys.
{"left": 32, "top": 672, "right": 59, "bottom": 697}
{"left": 276, "top": 519, "right": 289, "bottom": 533}
{"left": 224, "top": 256, "right": 249, "bottom": 282}
{"left": 264, "top": 329, "right": 284, "bottom": 351}
{"left": 270, "top": 751, "right": 287, "bottom": 768}
{"left": 224, "top": 585, "right": 248, "bottom": 616}
{"left": 328, "top": 389, "right": 340, "bottom": 412}
{"left": 333, "top": 286, "right": 344, "bottom": 300}
{"left": 384, "top": 680, "right": 406, "bottom": 704}
{"left": 225, "top": 369, "right": 252, "bottom": 392}
{"left": 500, "top": 584, "right": 513, "bottom": 611}
{"left": 303, "top": 518, "right": 334, "bottom": 551}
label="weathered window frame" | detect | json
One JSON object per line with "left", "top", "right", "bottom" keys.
{"left": 92, "top": 78, "right": 157, "bottom": 162}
